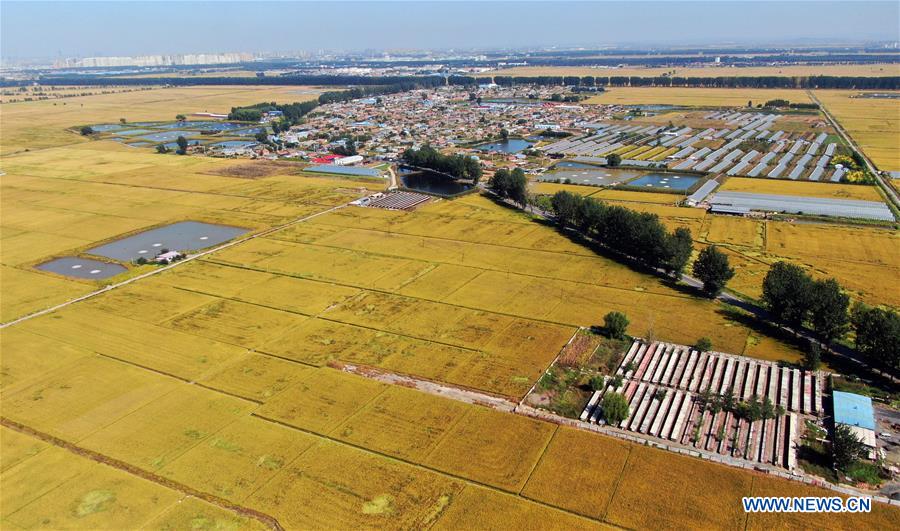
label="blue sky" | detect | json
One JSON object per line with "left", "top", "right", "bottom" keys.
{"left": 2, "top": 1, "right": 898, "bottom": 59}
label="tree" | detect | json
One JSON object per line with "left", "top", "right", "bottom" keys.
{"left": 695, "top": 337, "right": 713, "bottom": 352}
{"left": 606, "top": 153, "right": 622, "bottom": 167}
{"left": 809, "top": 278, "right": 849, "bottom": 343}
{"left": 664, "top": 227, "right": 693, "bottom": 276}
{"left": 175, "top": 114, "right": 186, "bottom": 121}
{"left": 175, "top": 136, "right": 189, "bottom": 155}
{"left": 762, "top": 262, "right": 813, "bottom": 329}
{"left": 692, "top": 245, "right": 734, "bottom": 296}
{"left": 500, "top": 128, "right": 509, "bottom": 140}
{"left": 851, "top": 303, "right": 900, "bottom": 376}
{"left": 119, "top": 118, "right": 127, "bottom": 124}
{"left": 832, "top": 424, "right": 867, "bottom": 471}
{"left": 589, "top": 375, "right": 606, "bottom": 391}
{"left": 254, "top": 130, "right": 270, "bottom": 144}
{"left": 601, "top": 393, "right": 630, "bottom": 425}
{"left": 80, "top": 126, "right": 94, "bottom": 136}
{"left": 155, "top": 143, "right": 170, "bottom": 154}
{"left": 603, "top": 311, "right": 629, "bottom": 340}
{"left": 550, "top": 191, "right": 582, "bottom": 228}
{"left": 803, "top": 340, "right": 822, "bottom": 371}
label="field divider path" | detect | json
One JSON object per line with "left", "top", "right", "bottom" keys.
{"left": 0, "top": 417, "right": 283, "bottom": 531}
{"left": 0, "top": 202, "right": 351, "bottom": 329}
{"left": 336, "top": 361, "right": 900, "bottom": 508}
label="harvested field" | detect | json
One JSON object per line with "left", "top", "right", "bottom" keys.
{"left": 205, "top": 160, "right": 308, "bottom": 179}
{"left": 481, "top": 64, "right": 900, "bottom": 79}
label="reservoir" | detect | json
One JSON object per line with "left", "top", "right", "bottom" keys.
{"left": 87, "top": 221, "right": 249, "bottom": 261}
{"left": 399, "top": 169, "right": 474, "bottom": 196}
{"left": 475, "top": 139, "right": 533, "bottom": 153}
{"left": 37, "top": 257, "right": 126, "bottom": 280}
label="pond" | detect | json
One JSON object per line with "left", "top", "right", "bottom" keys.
{"left": 87, "top": 221, "right": 249, "bottom": 261}
{"left": 474, "top": 138, "right": 534, "bottom": 153}
{"left": 399, "top": 169, "right": 474, "bottom": 196}
{"left": 541, "top": 164, "right": 642, "bottom": 186}
{"left": 212, "top": 140, "right": 256, "bottom": 149}
{"left": 135, "top": 130, "right": 200, "bottom": 143}
{"left": 232, "top": 127, "right": 266, "bottom": 137}
{"left": 89, "top": 124, "right": 126, "bottom": 132}
{"left": 628, "top": 173, "right": 699, "bottom": 191}
{"left": 115, "top": 129, "right": 155, "bottom": 136}
{"left": 37, "top": 257, "right": 126, "bottom": 279}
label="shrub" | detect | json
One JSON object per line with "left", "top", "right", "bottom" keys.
{"left": 80, "top": 126, "right": 94, "bottom": 136}
{"left": 695, "top": 337, "right": 713, "bottom": 352}
{"left": 589, "top": 375, "right": 606, "bottom": 391}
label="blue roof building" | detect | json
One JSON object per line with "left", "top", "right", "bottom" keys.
{"left": 833, "top": 391, "right": 875, "bottom": 431}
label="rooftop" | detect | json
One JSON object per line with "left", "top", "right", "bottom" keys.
{"left": 833, "top": 390, "right": 876, "bottom": 431}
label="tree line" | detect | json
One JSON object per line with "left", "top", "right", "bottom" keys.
{"left": 488, "top": 168, "right": 528, "bottom": 207}
{"left": 24, "top": 74, "right": 449, "bottom": 88}
{"left": 227, "top": 100, "right": 319, "bottom": 124}
{"left": 402, "top": 145, "right": 482, "bottom": 183}
{"left": 474, "top": 75, "right": 900, "bottom": 90}
{"left": 548, "top": 191, "right": 693, "bottom": 276}
{"left": 762, "top": 261, "right": 899, "bottom": 376}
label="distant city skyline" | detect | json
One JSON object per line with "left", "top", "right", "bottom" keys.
{"left": 2, "top": 1, "right": 899, "bottom": 61}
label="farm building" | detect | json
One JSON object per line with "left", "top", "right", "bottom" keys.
{"left": 832, "top": 391, "right": 877, "bottom": 459}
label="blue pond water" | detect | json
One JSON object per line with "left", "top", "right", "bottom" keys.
{"left": 115, "top": 129, "right": 155, "bottom": 136}
{"left": 135, "top": 130, "right": 200, "bottom": 142}
{"left": 87, "top": 221, "right": 249, "bottom": 261}
{"left": 475, "top": 139, "right": 533, "bottom": 153}
{"left": 231, "top": 127, "right": 266, "bottom": 136}
{"left": 90, "top": 124, "right": 126, "bottom": 132}
{"left": 37, "top": 257, "right": 126, "bottom": 279}
{"left": 628, "top": 173, "right": 699, "bottom": 190}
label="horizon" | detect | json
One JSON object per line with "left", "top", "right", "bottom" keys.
{"left": 2, "top": 1, "right": 899, "bottom": 61}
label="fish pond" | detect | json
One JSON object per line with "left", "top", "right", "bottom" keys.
{"left": 37, "top": 257, "right": 126, "bottom": 280}
{"left": 87, "top": 221, "right": 249, "bottom": 261}
{"left": 399, "top": 169, "right": 474, "bottom": 196}
{"left": 474, "top": 139, "right": 534, "bottom": 153}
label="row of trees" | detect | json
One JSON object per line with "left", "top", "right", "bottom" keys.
{"left": 761, "top": 262, "right": 899, "bottom": 376}
{"left": 402, "top": 145, "right": 482, "bottom": 182}
{"left": 488, "top": 168, "right": 528, "bottom": 207}
{"left": 227, "top": 100, "right": 319, "bottom": 124}
{"left": 318, "top": 79, "right": 444, "bottom": 104}
{"left": 474, "top": 75, "right": 900, "bottom": 90}
{"left": 29, "top": 74, "right": 449, "bottom": 88}
{"left": 548, "top": 191, "right": 693, "bottom": 276}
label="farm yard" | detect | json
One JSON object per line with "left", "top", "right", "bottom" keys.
{"left": 2, "top": 79, "right": 900, "bottom": 530}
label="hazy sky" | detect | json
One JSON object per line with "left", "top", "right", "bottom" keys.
{"left": 3, "top": 1, "right": 899, "bottom": 59}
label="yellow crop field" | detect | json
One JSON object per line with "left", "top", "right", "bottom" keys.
{"left": 529, "top": 181, "right": 603, "bottom": 196}
{"left": 144, "top": 496, "right": 271, "bottom": 531}
{"left": 163, "top": 298, "right": 305, "bottom": 349}
{"left": 815, "top": 90, "right": 900, "bottom": 171}
{"left": 79, "top": 385, "right": 254, "bottom": 471}
{"left": 0, "top": 443, "right": 183, "bottom": 529}
{"left": 1, "top": 355, "right": 178, "bottom": 441}
{"left": 247, "top": 439, "right": 466, "bottom": 529}
{"left": 720, "top": 177, "right": 885, "bottom": 202}
{"left": 0, "top": 328, "right": 94, "bottom": 393}
{"left": 199, "top": 352, "right": 314, "bottom": 402}
{"left": 521, "top": 426, "right": 631, "bottom": 519}
{"left": 605, "top": 444, "right": 752, "bottom": 529}
{"left": 592, "top": 188, "right": 682, "bottom": 204}
{"left": 0, "top": 427, "right": 50, "bottom": 473}
{"left": 432, "top": 485, "right": 607, "bottom": 530}
{"left": 766, "top": 223, "right": 900, "bottom": 267}
{"left": 1, "top": 85, "right": 322, "bottom": 155}
{"left": 423, "top": 406, "right": 556, "bottom": 491}
{"left": 333, "top": 384, "right": 470, "bottom": 461}
{"left": 585, "top": 87, "right": 813, "bottom": 107}
{"left": 481, "top": 64, "right": 900, "bottom": 79}
{"left": 160, "top": 416, "right": 318, "bottom": 502}
{"left": 256, "top": 369, "right": 387, "bottom": 434}
{"left": 746, "top": 475, "right": 900, "bottom": 530}
{"left": 704, "top": 215, "right": 765, "bottom": 248}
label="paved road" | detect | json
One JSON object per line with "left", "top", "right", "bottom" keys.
{"left": 807, "top": 90, "right": 900, "bottom": 213}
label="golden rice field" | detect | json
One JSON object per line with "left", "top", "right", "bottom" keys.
{"left": 480, "top": 64, "right": 900, "bottom": 79}
{"left": 720, "top": 177, "right": 885, "bottom": 202}
{"left": 3, "top": 85, "right": 900, "bottom": 529}
{"left": 815, "top": 90, "right": 900, "bottom": 171}
{"left": 584, "top": 87, "right": 813, "bottom": 107}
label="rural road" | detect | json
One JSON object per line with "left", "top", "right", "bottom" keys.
{"left": 484, "top": 186, "right": 894, "bottom": 382}
{"left": 807, "top": 90, "right": 900, "bottom": 213}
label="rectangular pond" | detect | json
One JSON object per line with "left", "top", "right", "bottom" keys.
{"left": 628, "top": 173, "right": 699, "bottom": 191}
{"left": 37, "top": 257, "right": 126, "bottom": 280}
{"left": 87, "top": 221, "right": 249, "bottom": 261}
{"left": 135, "top": 130, "right": 200, "bottom": 143}
{"left": 541, "top": 163, "right": 639, "bottom": 186}
{"left": 90, "top": 124, "right": 126, "bottom": 132}
{"left": 212, "top": 140, "right": 257, "bottom": 149}
{"left": 115, "top": 129, "right": 155, "bottom": 136}
{"left": 399, "top": 169, "right": 473, "bottom": 196}
{"left": 475, "top": 139, "right": 534, "bottom": 153}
